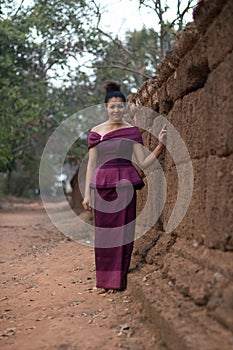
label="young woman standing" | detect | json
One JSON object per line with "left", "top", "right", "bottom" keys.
{"left": 82, "top": 81, "right": 166, "bottom": 293}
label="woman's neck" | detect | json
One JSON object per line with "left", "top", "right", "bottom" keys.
{"left": 105, "top": 120, "right": 125, "bottom": 128}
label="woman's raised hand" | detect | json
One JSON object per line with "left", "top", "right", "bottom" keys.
{"left": 158, "top": 124, "right": 167, "bottom": 146}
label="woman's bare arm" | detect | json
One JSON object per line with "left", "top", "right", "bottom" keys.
{"left": 133, "top": 125, "right": 167, "bottom": 169}
{"left": 82, "top": 146, "right": 97, "bottom": 211}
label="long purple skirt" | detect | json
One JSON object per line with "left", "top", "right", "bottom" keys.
{"left": 94, "top": 186, "right": 136, "bottom": 290}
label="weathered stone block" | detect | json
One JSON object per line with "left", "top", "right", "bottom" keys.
{"left": 133, "top": 109, "right": 150, "bottom": 129}
{"left": 208, "top": 285, "right": 233, "bottom": 332}
{"left": 164, "top": 98, "right": 196, "bottom": 167}
{"left": 204, "top": 52, "right": 233, "bottom": 156}
{"left": 167, "top": 98, "right": 183, "bottom": 131}
{"left": 133, "top": 227, "right": 162, "bottom": 262}
{"left": 136, "top": 176, "right": 147, "bottom": 215}
{"left": 130, "top": 1, "right": 233, "bottom": 346}
{"left": 193, "top": 0, "right": 228, "bottom": 34}
{"left": 136, "top": 167, "right": 166, "bottom": 233}
{"left": 165, "top": 53, "right": 233, "bottom": 160}
{"left": 132, "top": 78, "right": 159, "bottom": 112}
{"left": 204, "top": 0, "right": 233, "bottom": 70}
{"left": 180, "top": 89, "right": 207, "bottom": 159}
{"left": 145, "top": 231, "right": 177, "bottom": 265}
{"left": 205, "top": 154, "right": 233, "bottom": 250}
{"left": 161, "top": 162, "right": 178, "bottom": 232}
{"left": 161, "top": 251, "right": 218, "bottom": 306}
{"left": 157, "top": 51, "right": 180, "bottom": 87}
{"left": 162, "top": 159, "right": 207, "bottom": 242}
{"left": 165, "top": 39, "right": 209, "bottom": 102}
{"left": 158, "top": 83, "right": 173, "bottom": 115}
{"left": 173, "top": 22, "right": 200, "bottom": 59}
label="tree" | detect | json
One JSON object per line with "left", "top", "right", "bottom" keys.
{"left": 85, "top": 0, "right": 198, "bottom": 81}
{"left": 92, "top": 27, "right": 159, "bottom": 86}
{"left": 136, "top": 0, "right": 198, "bottom": 58}
{"left": 0, "top": 0, "right": 99, "bottom": 195}
{"left": 0, "top": 0, "right": 199, "bottom": 197}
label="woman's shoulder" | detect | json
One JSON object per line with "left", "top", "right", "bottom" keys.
{"left": 90, "top": 122, "right": 136, "bottom": 133}
{"left": 90, "top": 122, "right": 107, "bottom": 133}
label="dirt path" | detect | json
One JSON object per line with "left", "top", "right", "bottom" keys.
{"left": 0, "top": 199, "right": 157, "bottom": 350}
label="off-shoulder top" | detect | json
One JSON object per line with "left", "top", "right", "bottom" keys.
{"left": 88, "top": 126, "right": 144, "bottom": 190}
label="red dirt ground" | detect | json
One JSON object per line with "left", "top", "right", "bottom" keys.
{"left": 0, "top": 198, "right": 158, "bottom": 350}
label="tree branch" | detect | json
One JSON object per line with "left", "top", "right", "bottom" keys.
{"left": 90, "top": 0, "right": 102, "bottom": 27}
{"left": 164, "top": 0, "right": 197, "bottom": 31}
{"left": 90, "top": 63, "right": 150, "bottom": 79}
{"left": 12, "top": 142, "right": 31, "bottom": 154}
{"left": 13, "top": 0, "right": 26, "bottom": 18}
{"left": 96, "top": 28, "right": 134, "bottom": 59}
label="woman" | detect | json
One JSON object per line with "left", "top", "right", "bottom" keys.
{"left": 82, "top": 81, "right": 166, "bottom": 293}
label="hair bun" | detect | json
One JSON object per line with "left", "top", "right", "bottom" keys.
{"left": 104, "top": 81, "right": 121, "bottom": 93}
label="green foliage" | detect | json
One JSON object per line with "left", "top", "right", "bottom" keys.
{"left": 0, "top": 18, "right": 31, "bottom": 172}
{"left": 0, "top": 174, "right": 6, "bottom": 200}
{"left": 0, "top": 0, "right": 195, "bottom": 197}
{"left": 0, "top": 0, "right": 97, "bottom": 195}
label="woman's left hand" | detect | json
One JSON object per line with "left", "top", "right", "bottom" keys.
{"left": 158, "top": 124, "right": 167, "bottom": 146}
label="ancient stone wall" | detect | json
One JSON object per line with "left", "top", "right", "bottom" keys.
{"left": 128, "top": 0, "right": 233, "bottom": 348}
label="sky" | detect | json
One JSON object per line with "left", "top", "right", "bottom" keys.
{"left": 72, "top": 0, "right": 196, "bottom": 81}
{"left": 11, "top": 0, "right": 198, "bottom": 46}
{"left": 63, "top": 0, "right": 196, "bottom": 84}
{"left": 13, "top": 0, "right": 196, "bottom": 36}
{"left": 11, "top": 0, "right": 197, "bottom": 85}
{"left": 96, "top": 0, "right": 196, "bottom": 38}
{"left": 98, "top": 0, "right": 157, "bottom": 36}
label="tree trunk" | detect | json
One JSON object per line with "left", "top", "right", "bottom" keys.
{"left": 6, "top": 170, "right": 12, "bottom": 195}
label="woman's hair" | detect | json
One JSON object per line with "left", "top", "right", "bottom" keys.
{"left": 104, "top": 81, "right": 126, "bottom": 103}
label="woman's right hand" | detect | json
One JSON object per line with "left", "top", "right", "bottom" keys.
{"left": 82, "top": 196, "right": 92, "bottom": 211}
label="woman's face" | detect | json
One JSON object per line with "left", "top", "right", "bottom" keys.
{"left": 105, "top": 97, "right": 125, "bottom": 123}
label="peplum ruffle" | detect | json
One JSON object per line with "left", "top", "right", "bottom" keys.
{"left": 90, "top": 160, "right": 144, "bottom": 190}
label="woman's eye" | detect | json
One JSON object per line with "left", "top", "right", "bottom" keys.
{"left": 108, "top": 104, "right": 125, "bottom": 109}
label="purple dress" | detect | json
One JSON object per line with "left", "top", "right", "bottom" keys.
{"left": 88, "top": 126, "right": 144, "bottom": 290}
